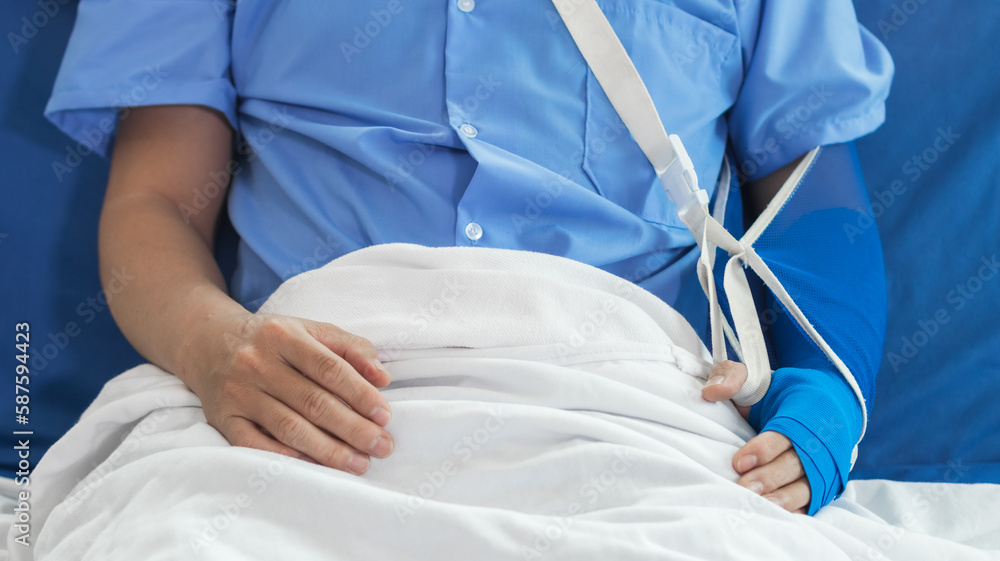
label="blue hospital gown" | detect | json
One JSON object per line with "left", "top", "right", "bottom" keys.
{"left": 45, "top": 0, "right": 893, "bottom": 342}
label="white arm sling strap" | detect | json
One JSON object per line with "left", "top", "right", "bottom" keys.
{"left": 551, "top": 0, "right": 772, "bottom": 406}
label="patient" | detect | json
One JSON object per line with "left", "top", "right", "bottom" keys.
{"left": 46, "top": 1, "right": 892, "bottom": 515}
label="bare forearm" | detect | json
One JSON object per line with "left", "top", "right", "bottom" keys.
{"left": 98, "top": 105, "right": 238, "bottom": 393}
{"left": 97, "top": 104, "right": 393, "bottom": 473}
{"left": 98, "top": 194, "right": 244, "bottom": 391}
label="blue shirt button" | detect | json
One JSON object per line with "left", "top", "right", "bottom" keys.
{"left": 465, "top": 221, "right": 483, "bottom": 241}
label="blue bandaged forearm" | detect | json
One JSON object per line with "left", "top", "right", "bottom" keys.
{"left": 737, "top": 142, "right": 886, "bottom": 515}
{"left": 746, "top": 261, "right": 869, "bottom": 515}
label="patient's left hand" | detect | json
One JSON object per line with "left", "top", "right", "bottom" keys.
{"left": 701, "top": 361, "right": 810, "bottom": 514}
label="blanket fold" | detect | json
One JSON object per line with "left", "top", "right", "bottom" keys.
{"left": 8, "top": 245, "right": 998, "bottom": 560}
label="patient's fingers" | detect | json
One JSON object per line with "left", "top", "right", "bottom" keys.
{"left": 304, "top": 320, "right": 392, "bottom": 388}
{"left": 733, "top": 431, "right": 812, "bottom": 513}
{"left": 279, "top": 323, "right": 393, "bottom": 428}
{"left": 260, "top": 361, "right": 394, "bottom": 460}
{"left": 738, "top": 448, "right": 805, "bottom": 495}
{"left": 244, "top": 390, "right": 373, "bottom": 475}
{"left": 701, "top": 360, "right": 748, "bottom": 403}
{"left": 222, "top": 416, "right": 316, "bottom": 463}
{"left": 191, "top": 313, "right": 394, "bottom": 475}
{"left": 733, "top": 430, "right": 792, "bottom": 475}
{"left": 763, "top": 477, "right": 811, "bottom": 513}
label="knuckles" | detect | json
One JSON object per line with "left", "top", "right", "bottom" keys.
{"left": 312, "top": 353, "right": 347, "bottom": 384}
{"left": 257, "top": 316, "right": 294, "bottom": 349}
{"left": 327, "top": 326, "right": 376, "bottom": 353}
{"left": 228, "top": 429, "right": 257, "bottom": 450}
{"left": 337, "top": 422, "right": 365, "bottom": 449}
{"left": 231, "top": 344, "right": 266, "bottom": 374}
{"left": 315, "top": 444, "right": 352, "bottom": 470}
{"left": 344, "top": 333, "right": 376, "bottom": 353}
{"left": 300, "top": 389, "right": 333, "bottom": 421}
{"left": 271, "top": 414, "right": 307, "bottom": 445}
{"left": 200, "top": 313, "right": 387, "bottom": 471}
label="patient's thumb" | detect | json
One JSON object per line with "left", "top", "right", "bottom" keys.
{"left": 701, "top": 360, "right": 748, "bottom": 402}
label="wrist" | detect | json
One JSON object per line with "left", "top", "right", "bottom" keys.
{"left": 169, "top": 285, "right": 251, "bottom": 393}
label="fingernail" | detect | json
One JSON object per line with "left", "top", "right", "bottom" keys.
{"left": 371, "top": 405, "right": 392, "bottom": 426}
{"left": 746, "top": 481, "right": 764, "bottom": 495}
{"left": 737, "top": 454, "right": 757, "bottom": 473}
{"left": 704, "top": 375, "right": 726, "bottom": 388}
{"left": 764, "top": 494, "right": 784, "bottom": 506}
{"left": 370, "top": 358, "right": 388, "bottom": 373}
{"left": 370, "top": 435, "right": 394, "bottom": 458}
{"left": 347, "top": 452, "right": 370, "bottom": 475}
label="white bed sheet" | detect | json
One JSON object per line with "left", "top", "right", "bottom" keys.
{"left": 5, "top": 245, "right": 999, "bottom": 560}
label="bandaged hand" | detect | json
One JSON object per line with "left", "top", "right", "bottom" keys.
{"left": 180, "top": 311, "right": 395, "bottom": 474}
{"left": 702, "top": 360, "right": 862, "bottom": 515}
{"left": 703, "top": 361, "right": 809, "bottom": 514}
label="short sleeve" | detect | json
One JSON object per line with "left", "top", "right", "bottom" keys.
{"left": 727, "top": 1, "right": 894, "bottom": 180}
{"left": 44, "top": 0, "right": 237, "bottom": 159}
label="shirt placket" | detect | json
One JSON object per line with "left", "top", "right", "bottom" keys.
{"left": 444, "top": 0, "right": 492, "bottom": 247}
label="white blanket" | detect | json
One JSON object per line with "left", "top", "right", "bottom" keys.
{"left": 7, "top": 245, "right": 1000, "bottom": 560}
